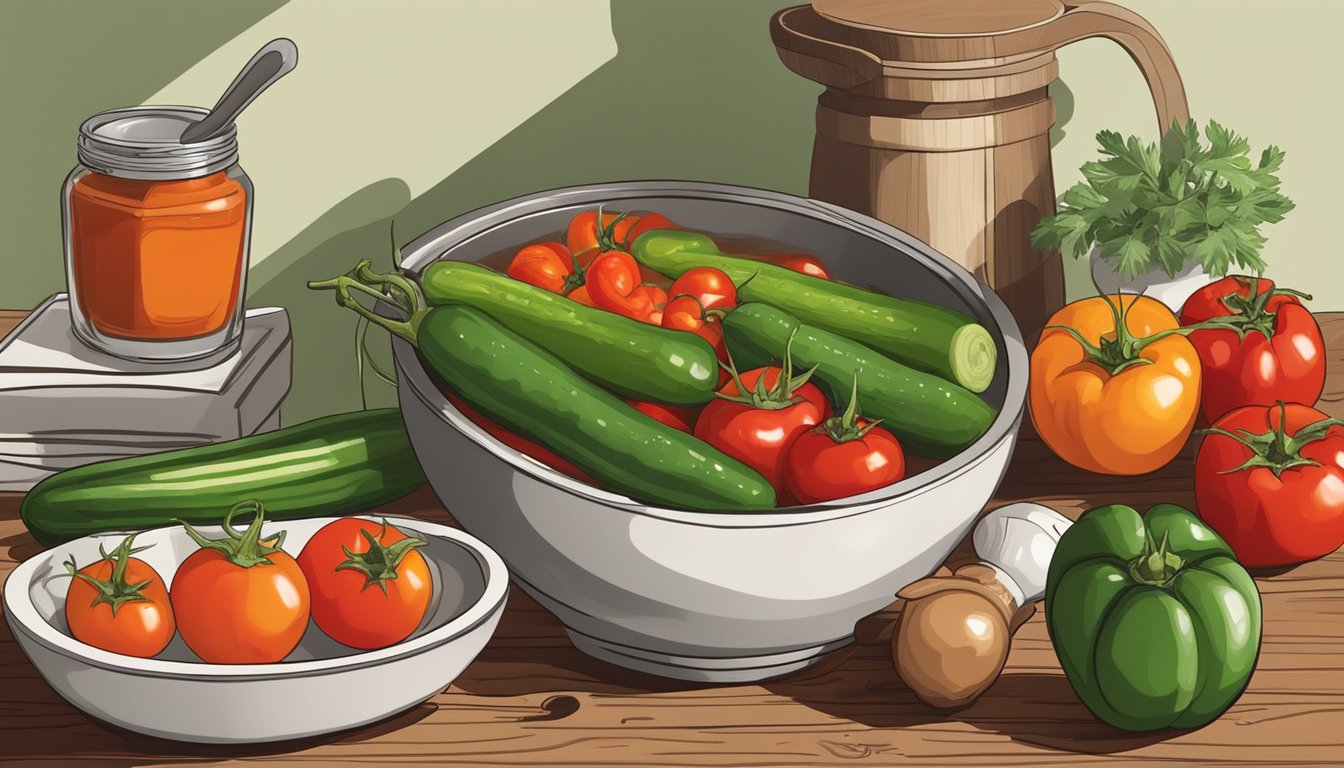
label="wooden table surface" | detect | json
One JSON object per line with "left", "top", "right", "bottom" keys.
{"left": 2, "top": 310, "right": 1342, "bottom": 768}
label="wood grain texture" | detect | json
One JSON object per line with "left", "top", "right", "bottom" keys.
{"left": 2, "top": 314, "right": 1343, "bottom": 767}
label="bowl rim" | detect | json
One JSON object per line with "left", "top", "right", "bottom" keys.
{"left": 392, "top": 180, "right": 1028, "bottom": 528}
{"left": 2, "top": 516, "right": 509, "bottom": 680}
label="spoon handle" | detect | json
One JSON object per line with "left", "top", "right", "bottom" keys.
{"left": 180, "top": 38, "right": 298, "bottom": 144}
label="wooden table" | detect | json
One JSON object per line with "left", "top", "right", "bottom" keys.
{"left": 2, "top": 310, "right": 1342, "bottom": 768}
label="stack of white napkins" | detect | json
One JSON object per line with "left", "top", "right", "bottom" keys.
{"left": 0, "top": 295, "right": 293, "bottom": 491}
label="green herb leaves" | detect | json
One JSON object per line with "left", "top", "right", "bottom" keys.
{"left": 1031, "top": 120, "right": 1294, "bottom": 280}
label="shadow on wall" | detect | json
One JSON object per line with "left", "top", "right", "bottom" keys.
{"left": 254, "top": 0, "right": 824, "bottom": 423}
{"left": 0, "top": 0, "right": 291, "bottom": 309}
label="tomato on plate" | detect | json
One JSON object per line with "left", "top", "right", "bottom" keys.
{"left": 1194, "top": 401, "right": 1344, "bottom": 568}
{"left": 171, "top": 500, "right": 311, "bottom": 664}
{"left": 506, "top": 242, "right": 578, "bottom": 295}
{"left": 785, "top": 373, "right": 905, "bottom": 504}
{"left": 1180, "top": 275, "right": 1325, "bottom": 422}
{"left": 662, "top": 294, "right": 730, "bottom": 386}
{"left": 626, "top": 399, "right": 700, "bottom": 432}
{"left": 298, "top": 518, "right": 432, "bottom": 650}
{"left": 64, "top": 533, "right": 175, "bottom": 658}
{"left": 669, "top": 268, "right": 737, "bottom": 312}
{"left": 777, "top": 254, "right": 831, "bottom": 280}
{"left": 694, "top": 341, "right": 831, "bottom": 499}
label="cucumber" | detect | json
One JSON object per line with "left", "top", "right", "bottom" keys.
{"left": 420, "top": 304, "right": 775, "bottom": 511}
{"left": 723, "top": 303, "right": 998, "bottom": 458}
{"left": 632, "top": 230, "right": 998, "bottom": 392}
{"left": 420, "top": 262, "right": 718, "bottom": 405}
{"left": 20, "top": 409, "right": 427, "bottom": 547}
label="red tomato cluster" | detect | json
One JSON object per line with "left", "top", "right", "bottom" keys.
{"left": 63, "top": 503, "right": 433, "bottom": 662}
{"left": 1178, "top": 276, "right": 1337, "bottom": 569}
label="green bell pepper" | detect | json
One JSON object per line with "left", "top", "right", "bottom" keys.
{"left": 1045, "top": 503, "right": 1262, "bottom": 732}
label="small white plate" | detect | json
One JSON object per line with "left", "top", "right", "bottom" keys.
{"left": 3, "top": 516, "right": 508, "bottom": 743}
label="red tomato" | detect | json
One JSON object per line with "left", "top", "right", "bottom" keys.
{"left": 694, "top": 367, "right": 830, "bottom": 499}
{"left": 784, "top": 379, "right": 906, "bottom": 503}
{"left": 171, "top": 501, "right": 311, "bottom": 664}
{"left": 448, "top": 393, "right": 596, "bottom": 483}
{"left": 567, "top": 209, "right": 680, "bottom": 264}
{"left": 669, "top": 268, "right": 737, "bottom": 312}
{"left": 624, "top": 212, "right": 680, "bottom": 246}
{"left": 662, "top": 294, "right": 731, "bottom": 386}
{"left": 629, "top": 284, "right": 668, "bottom": 325}
{"left": 1195, "top": 402, "right": 1344, "bottom": 568}
{"left": 567, "top": 284, "right": 596, "bottom": 307}
{"left": 778, "top": 254, "right": 831, "bottom": 280}
{"left": 297, "top": 519, "right": 432, "bottom": 650}
{"left": 64, "top": 533, "right": 175, "bottom": 658}
{"left": 626, "top": 399, "right": 700, "bottom": 432}
{"left": 1180, "top": 275, "right": 1325, "bottom": 422}
{"left": 506, "top": 242, "right": 575, "bottom": 294}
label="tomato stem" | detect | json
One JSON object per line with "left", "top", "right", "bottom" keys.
{"left": 1199, "top": 400, "right": 1344, "bottom": 478}
{"left": 817, "top": 369, "right": 884, "bottom": 444}
{"left": 62, "top": 533, "right": 156, "bottom": 617}
{"left": 1047, "top": 293, "right": 1239, "bottom": 376}
{"left": 1211, "top": 275, "right": 1311, "bottom": 341}
{"left": 715, "top": 328, "right": 819, "bottom": 411}
{"left": 334, "top": 519, "right": 428, "bottom": 596}
{"left": 178, "top": 500, "right": 287, "bottom": 569}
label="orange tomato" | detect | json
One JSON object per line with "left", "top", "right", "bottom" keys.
{"left": 64, "top": 533, "right": 175, "bottom": 658}
{"left": 171, "top": 501, "right": 311, "bottom": 664}
{"left": 298, "top": 519, "right": 432, "bottom": 650}
{"left": 1029, "top": 294, "right": 1202, "bottom": 475}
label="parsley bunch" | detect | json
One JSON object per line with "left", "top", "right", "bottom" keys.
{"left": 1031, "top": 119, "right": 1294, "bottom": 280}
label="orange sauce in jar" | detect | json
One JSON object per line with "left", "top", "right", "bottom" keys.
{"left": 69, "top": 170, "right": 248, "bottom": 340}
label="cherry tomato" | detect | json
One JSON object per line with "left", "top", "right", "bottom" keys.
{"left": 778, "top": 254, "right": 831, "bottom": 280}
{"left": 694, "top": 367, "right": 830, "bottom": 499}
{"left": 297, "top": 518, "right": 432, "bottom": 650}
{"left": 64, "top": 533, "right": 175, "bottom": 658}
{"left": 566, "top": 210, "right": 626, "bottom": 266}
{"left": 669, "top": 267, "right": 737, "bottom": 312}
{"left": 506, "top": 242, "right": 575, "bottom": 294}
{"left": 662, "top": 295, "right": 730, "bottom": 386}
{"left": 172, "top": 501, "right": 311, "bottom": 664}
{"left": 1195, "top": 402, "right": 1344, "bottom": 568}
{"left": 626, "top": 399, "right": 700, "bottom": 432}
{"left": 624, "top": 212, "right": 680, "bottom": 245}
{"left": 1180, "top": 276, "right": 1325, "bottom": 422}
{"left": 629, "top": 283, "right": 668, "bottom": 325}
{"left": 784, "top": 377, "right": 905, "bottom": 503}
{"left": 447, "top": 393, "right": 596, "bottom": 484}
{"left": 567, "top": 284, "right": 596, "bottom": 307}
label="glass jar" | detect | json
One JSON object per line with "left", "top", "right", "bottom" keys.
{"left": 61, "top": 106, "right": 253, "bottom": 362}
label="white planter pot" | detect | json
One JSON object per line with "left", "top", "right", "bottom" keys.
{"left": 1089, "top": 248, "right": 1216, "bottom": 314}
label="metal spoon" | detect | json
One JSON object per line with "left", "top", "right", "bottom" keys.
{"left": 180, "top": 38, "right": 298, "bottom": 144}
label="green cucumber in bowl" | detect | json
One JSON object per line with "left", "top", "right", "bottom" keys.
{"left": 416, "top": 305, "right": 775, "bottom": 511}
{"left": 20, "top": 409, "right": 426, "bottom": 547}
{"left": 723, "top": 303, "right": 998, "bottom": 458}
{"left": 632, "top": 229, "right": 998, "bottom": 393}
{"left": 419, "top": 261, "right": 719, "bottom": 406}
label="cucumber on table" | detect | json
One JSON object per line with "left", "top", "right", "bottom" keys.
{"left": 723, "top": 303, "right": 998, "bottom": 458}
{"left": 632, "top": 230, "right": 998, "bottom": 393}
{"left": 20, "top": 409, "right": 426, "bottom": 547}
{"left": 420, "top": 262, "right": 719, "bottom": 406}
{"left": 418, "top": 304, "right": 775, "bottom": 511}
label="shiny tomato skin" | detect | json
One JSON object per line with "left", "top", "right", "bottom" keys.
{"left": 586, "top": 251, "right": 642, "bottom": 313}
{"left": 629, "top": 284, "right": 668, "bottom": 325}
{"left": 669, "top": 268, "right": 737, "bottom": 312}
{"left": 778, "top": 254, "right": 831, "bottom": 280}
{"left": 1180, "top": 276, "right": 1325, "bottom": 422}
{"left": 565, "top": 211, "right": 620, "bottom": 266}
{"left": 171, "top": 547, "right": 310, "bottom": 664}
{"left": 693, "top": 368, "right": 830, "bottom": 498}
{"left": 65, "top": 557, "right": 174, "bottom": 658}
{"left": 785, "top": 422, "right": 906, "bottom": 504}
{"left": 506, "top": 242, "right": 572, "bottom": 294}
{"left": 626, "top": 399, "right": 700, "bottom": 432}
{"left": 567, "top": 284, "right": 595, "bottom": 307}
{"left": 1195, "top": 403, "right": 1344, "bottom": 568}
{"left": 298, "top": 519, "right": 433, "bottom": 650}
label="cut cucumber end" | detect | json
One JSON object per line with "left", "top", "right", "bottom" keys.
{"left": 950, "top": 324, "right": 997, "bottom": 394}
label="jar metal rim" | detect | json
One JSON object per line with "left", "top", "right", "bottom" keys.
{"left": 76, "top": 105, "right": 241, "bottom": 180}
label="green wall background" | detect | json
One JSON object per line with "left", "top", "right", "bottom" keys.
{"left": 3, "top": 0, "right": 1339, "bottom": 423}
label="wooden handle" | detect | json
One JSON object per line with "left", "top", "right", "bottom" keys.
{"left": 770, "top": 6, "right": 883, "bottom": 90}
{"left": 1024, "top": 1, "right": 1189, "bottom": 132}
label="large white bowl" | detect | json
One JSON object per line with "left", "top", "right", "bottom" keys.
{"left": 393, "top": 181, "right": 1028, "bottom": 682}
{"left": 3, "top": 516, "right": 508, "bottom": 743}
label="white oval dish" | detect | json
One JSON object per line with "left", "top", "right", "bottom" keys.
{"left": 3, "top": 516, "right": 508, "bottom": 744}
